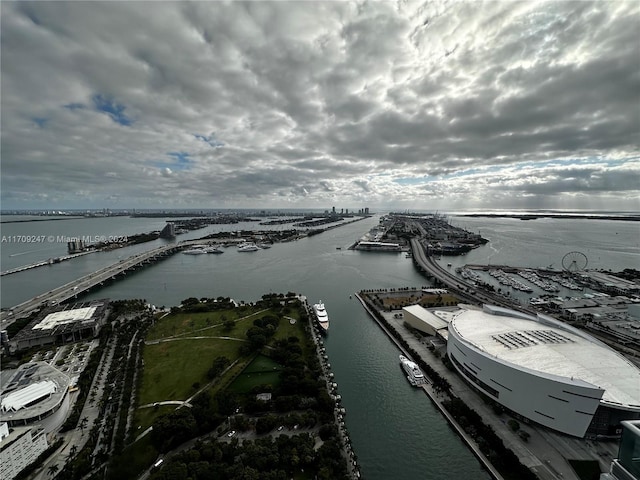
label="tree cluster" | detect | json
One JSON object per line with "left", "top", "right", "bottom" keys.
{"left": 179, "top": 296, "right": 236, "bottom": 313}
{"left": 241, "top": 315, "right": 280, "bottom": 354}
{"left": 442, "top": 397, "right": 537, "bottom": 480}
{"left": 149, "top": 433, "right": 349, "bottom": 480}
{"left": 207, "top": 356, "right": 231, "bottom": 380}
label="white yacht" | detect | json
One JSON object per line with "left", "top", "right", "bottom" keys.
{"left": 399, "top": 354, "right": 427, "bottom": 386}
{"left": 313, "top": 301, "right": 329, "bottom": 332}
{"left": 204, "top": 246, "right": 223, "bottom": 254}
{"left": 238, "top": 242, "right": 259, "bottom": 252}
{"left": 182, "top": 247, "right": 207, "bottom": 255}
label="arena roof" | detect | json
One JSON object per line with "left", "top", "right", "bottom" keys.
{"left": 450, "top": 305, "right": 640, "bottom": 411}
{"left": 32, "top": 306, "right": 98, "bottom": 330}
{"left": 1, "top": 381, "right": 57, "bottom": 413}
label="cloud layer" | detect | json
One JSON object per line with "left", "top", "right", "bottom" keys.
{"left": 2, "top": 1, "right": 639, "bottom": 211}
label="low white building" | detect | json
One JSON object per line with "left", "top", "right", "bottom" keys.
{"left": 402, "top": 304, "right": 450, "bottom": 337}
{"left": 1, "top": 381, "right": 57, "bottom": 413}
{"left": 0, "top": 422, "right": 48, "bottom": 480}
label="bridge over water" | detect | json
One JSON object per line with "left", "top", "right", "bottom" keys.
{"left": 409, "top": 238, "right": 530, "bottom": 312}
{"left": 0, "top": 243, "right": 191, "bottom": 327}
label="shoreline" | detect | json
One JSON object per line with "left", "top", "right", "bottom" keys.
{"left": 354, "top": 292, "right": 503, "bottom": 480}
{"left": 355, "top": 288, "right": 618, "bottom": 480}
{"left": 456, "top": 213, "right": 640, "bottom": 221}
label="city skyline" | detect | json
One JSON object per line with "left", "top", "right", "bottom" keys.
{"left": 1, "top": 1, "right": 639, "bottom": 211}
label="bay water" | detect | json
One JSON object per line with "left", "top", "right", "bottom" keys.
{"left": 1, "top": 213, "right": 638, "bottom": 479}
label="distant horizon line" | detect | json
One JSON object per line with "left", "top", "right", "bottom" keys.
{"left": 1, "top": 208, "right": 638, "bottom": 215}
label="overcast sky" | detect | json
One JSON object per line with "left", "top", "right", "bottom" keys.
{"left": 1, "top": 1, "right": 639, "bottom": 212}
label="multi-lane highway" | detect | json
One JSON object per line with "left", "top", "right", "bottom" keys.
{"left": 0, "top": 243, "right": 186, "bottom": 327}
{"left": 409, "top": 238, "right": 532, "bottom": 312}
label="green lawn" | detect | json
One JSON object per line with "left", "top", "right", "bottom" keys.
{"left": 244, "top": 354, "right": 283, "bottom": 373}
{"left": 140, "top": 338, "right": 242, "bottom": 404}
{"left": 146, "top": 308, "right": 267, "bottom": 341}
{"left": 227, "top": 370, "right": 282, "bottom": 394}
{"left": 227, "top": 354, "right": 284, "bottom": 394}
{"left": 134, "top": 404, "right": 175, "bottom": 432}
{"left": 136, "top": 302, "right": 306, "bottom": 428}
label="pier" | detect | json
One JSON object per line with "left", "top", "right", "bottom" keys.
{"left": 0, "top": 243, "right": 187, "bottom": 327}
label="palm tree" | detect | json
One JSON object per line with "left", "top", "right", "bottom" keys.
{"left": 77, "top": 416, "right": 88, "bottom": 434}
{"left": 47, "top": 464, "right": 59, "bottom": 477}
{"left": 69, "top": 444, "right": 78, "bottom": 457}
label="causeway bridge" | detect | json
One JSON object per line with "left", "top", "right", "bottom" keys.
{"left": 1, "top": 243, "right": 188, "bottom": 327}
{"left": 1, "top": 251, "right": 95, "bottom": 276}
{"left": 409, "top": 238, "right": 531, "bottom": 312}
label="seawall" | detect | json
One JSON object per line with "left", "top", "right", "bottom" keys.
{"left": 354, "top": 292, "right": 504, "bottom": 480}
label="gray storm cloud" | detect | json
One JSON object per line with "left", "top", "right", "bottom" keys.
{"left": 1, "top": 1, "right": 638, "bottom": 210}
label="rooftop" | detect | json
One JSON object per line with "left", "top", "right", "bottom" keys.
{"left": 0, "top": 362, "right": 70, "bottom": 424}
{"left": 1, "top": 381, "right": 57, "bottom": 413}
{"left": 450, "top": 305, "right": 640, "bottom": 411}
{"left": 403, "top": 304, "right": 449, "bottom": 330}
{"left": 33, "top": 306, "right": 98, "bottom": 330}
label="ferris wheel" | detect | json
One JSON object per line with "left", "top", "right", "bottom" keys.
{"left": 562, "top": 251, "right": 588, "bottom": 272}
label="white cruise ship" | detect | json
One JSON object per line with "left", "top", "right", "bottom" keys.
{"left": 399, "top": 354, "right": 427, "bottom": 386}
{"left": 313, "top": 301, "right": 329, "bottom": 333}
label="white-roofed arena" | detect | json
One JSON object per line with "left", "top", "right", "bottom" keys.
{"left": 447, "top": 304, "right": 640, "bottom": 438}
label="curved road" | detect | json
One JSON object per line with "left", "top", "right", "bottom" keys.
{"left": 409, "top": 238, "right": 535, "bottom": 313}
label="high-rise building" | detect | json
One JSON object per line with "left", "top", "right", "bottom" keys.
{"left": 0, "top": 422, "right": 48, "bottom": 480}
{"left": 159, "top": 222, "right": 176, "bottom": 239}
{"left": 601, "top": 420, "right": 640, "bottom": 480}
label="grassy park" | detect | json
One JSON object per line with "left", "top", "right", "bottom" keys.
{"left": 135, "top": 297, "right": 305, "bottom": 428}
{"left": 139, "top": 338, "right": 242, "bottom": 404}
{"left": 113, "top": 295, "right": 350, "bottom": 480}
